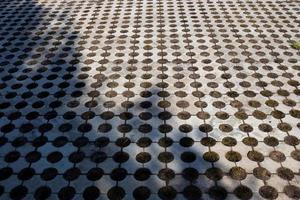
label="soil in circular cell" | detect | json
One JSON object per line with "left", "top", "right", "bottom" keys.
{"left": 100, "top": 111, "right": 114, "bottom": 120}
{"left": 2, "top": 2, "right": 300, "bottom": 200}
{"left": 230, "top": 100, "right": 243, "bottom": 109}
{"left": 291, "top": 149, "right": 300, "bottom": 161}
{"left": 290, "top": 109, "right": 300, "bottom": 118}
{"left": 73, "top": 137, "right": 89, "bottom": 147}
{"left": 82, "top": 186, "right": 100, "bottom": 200}
{"left": 205, "top": 167, "right": 224, "bottom": 181}
{"left": 183, "top": 185, "right": 202, "bottom": 200}
{"left": 63, "top": 167, "right": 80, "bottom": 181}
{"left": 25, "top": 151, "right": 41, "bottom": 163}
{"left": 259, "top": 186, "right": 278, "bottom": 199}
{"left": 196, "top": 111, "right": 210, "bottom": 119}
{"left": 203, "top": 151, "right": 220, "bottom": 163}
{"left": 269, "top": 151, "right": 286, "bottom": 162}
{"left": 98, "top": 123, "right": 112, "bottom": 133}
{"left": 58, "top": 186, "right": 76, "bottom": 200}
{"left": 158, "top": 137, "right": 173, "bottom": 147}
{"left": 234, "top": 185, "right": 253, "bottom": 200}
{"left": 242, "top": 137, "right": 258, "bottom": 147}
{"left": 225, "top": 151, "right": 242, "bottom": 162}
{"left": 138, "top": 124, "right": 152, "bottom": 133}
{"left": 176, "top": 100, "right": 189, "bottom": 107}
{"left": 0, "top": 167, "right": 13, "bottom": 181}
{"left": 17, "top": 167, "right": 34, "bottom": 181}
{"left": 222, "top": 137, "right": 237, "bottom": 146}
{"left": 283, "top": 99, "right": 296, "bottom": 107}
{"left": 194, "top": 101, "right": 208, "bottom": 108}
{"left": 229, "top": 166, "right": 247, "bottom": 180}
{"left": 182, "top": 168, "right": 199, "bottom": 181}
{"left": 136, "top": 137, "right": 152, "bottom": 147}
{"left": 284, "top": 135, "right": 299, "bottom": 146}
{"left": 181, "top": 152, "right": 196, "bottom": 163}
{"left": 5, "top": 151, "right": 21, "bottom": 163}
{"left": 271, "top": 110, "right": 285, "bottom": 119}
{"left": 247, "top": 150, "right": 264, "bottom": 162}
{"left": 239, "top": 124, "right": 254, "bottom": 132}
{"left": 252, "top": 110, "right": 267, "bottom": 120}
{"left": 117, "top": 124, "right": 132, "bottom": 133}
{"left": 199, "top": 124, "right": 213, "bottom": 133}
{"left": 32, "top": 136, "right": 47, "bottom": 147}
{"left": 253, "top": 167, "right": 271, "bottom": 181}
{"left": 213, "top": 101, "right": 225, "bottom": 108}
{"left": 119, "top": 112, "right": 133, "bottom": 120}
{"left": 94, "top": 137, "right": 110, "bottom": 147}
{"left": 234, "top": 111, "right": 248, "bottom": 120}
{"left": 107, "top": 187, "right": 125, "bottom": 200}
{"left": 134, "top": 168, "right": 151, "bottom": 181}
{"left": 277, "top": 122, "right": 292, "bottom": 132}
{"left": 179, "top": 137, "right": 194, "bottom": 147}
{"left": 158, "top": 152, "right": 174, "bottom": 163}
{"left": 265, "top": 99, "right": 279, "bottom": 107}
{"left": 215, "top": 111, "right": 229, "bottom": 120}
{"left": 115, "top": 137, "right": 131, "bottom": 147}
{"left": 113, "top": 152, "right": 129, "bottom": 163}
{"left": 277, "top": 167, "right": 294, "bottom": 181}
{"left": 208, "top": 186, "right": 228, "bottom": 200}
{"left": 179, "top": 124, "right": 193, "bottom": 133}
{"left": 77, "top": 123, "right": 92, "bottom": 133}
{"left": 136, "top": 152, "right": 151, "bottom": 163}
{"left": 133, "top": 186, "right": 151, "bottom": 200}
{"left": 87, "top": 168, "right": 104, "bottom": 181}
{"left": 41, "top": 168, "right": 58, "bottom": 181}
{"left": 284, "top": 185, "right": 300, "bottom": 199}
{"left": 110, "top": 168, "right": 127, "bottom": 181}
{"left": 201, "top": 137, "right": 216, "bottom": 147}
{"left": 219, "top": 124, "right": 233, "bottom": 133}
{"left": 158, "top": 111, "right": 172, "bottom": 120}
{"left": 10, "top": 185, "right": 28, "bottom": 200}
{"left": 264, "top": 136, "right": 279, "bottom": 146}
{"left": 158, "top": 124, "right": 173, "bottom": 133}
{"left": 158, "top": 168, "right": 175, "bottom": 181}
{"left": 34, "top": 186, "right": 51, "bottom": 200}
{"left": 139, "top": 112, "right": 152, "bottom": 120}
{"left": 69, "top": 151, "right": 85, "bottom": 163}
{"left": 158, "top": 186, "right": 177, "bottom": 200}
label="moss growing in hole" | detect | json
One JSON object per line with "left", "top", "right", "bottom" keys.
{"left": 291, "top": 41, "right": 300, "bottom": 50}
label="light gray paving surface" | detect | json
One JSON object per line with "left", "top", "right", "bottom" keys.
{"left": 0, "top": 0, "right": 300, "bottom": 199}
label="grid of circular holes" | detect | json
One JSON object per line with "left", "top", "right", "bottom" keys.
{"left": 0, "top": 0, "right": 299, "bottom": 200}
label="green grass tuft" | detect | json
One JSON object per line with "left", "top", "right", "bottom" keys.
{"left": 291, "top": 41, "right": 300, "bottom": 50}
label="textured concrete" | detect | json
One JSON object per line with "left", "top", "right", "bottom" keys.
{"left": 0, "top": 0, "right": 300, "bottom": 199}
